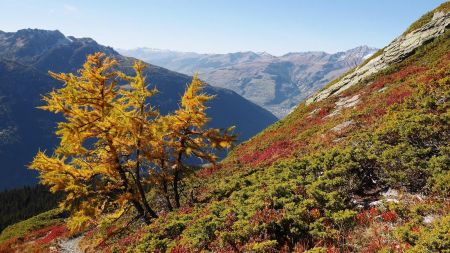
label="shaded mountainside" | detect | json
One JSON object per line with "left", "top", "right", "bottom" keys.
{"left": 0, "top": 60, "right": 60, "bottom": 188}
{"left": 0, "top": 29, "right": 277, "bottom": 190}
{"left": 0, "top": 185, "right": 63, "bottom": 232}
{"left": 119, "top": 46, "right": 377, "bottom": 118}
{"left": 1, "top": 2, "right": 449, "bottom": 253}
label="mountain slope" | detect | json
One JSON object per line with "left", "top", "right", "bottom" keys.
{"left": 119, "top": 46, "right": 377, "bottom": 118}
{"left": 232, "top": 8, "right": 450, "bottom": 168}
{"left": 111, "top": 3, "right": 448, "bottom": 252}
{"left": 0, "top": 59, "right": 61, "bottom": 188}
{"left": 0, "top": 29, "right": 277, "bottom": 190}
{"left": 1, "top": 3, "right": 449, "bottom": 253}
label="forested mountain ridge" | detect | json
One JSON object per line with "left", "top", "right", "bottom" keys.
{"left": 0, "top": 29, "right": 277, "bottom": 190}
{"left": 1, "top": 2, "right": 449, "bottom": 253}
{"left": 119, "top": 46, "right": 377, "bottom": 118}
{"left": 0, "top": 185, "right": 62, "bottom": 232}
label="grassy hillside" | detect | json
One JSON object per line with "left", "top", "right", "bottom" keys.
{"left": 0, "top": 209, "right": 67, "bottom": 253}
{"left": 81, "top": 4, "right": 448, "bottom": 252}
{"left": 1, "top": 3, "right": 449, "bottom": 253}
{"left": 119, "top": 28, "right": 449, "bottom": 252}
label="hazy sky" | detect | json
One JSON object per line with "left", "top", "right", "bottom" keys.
{"left": 0, "top": 0, "right": 447, "bottom": 55}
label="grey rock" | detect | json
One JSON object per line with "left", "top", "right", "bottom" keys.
{"left": 369, "top": 198, "right": 399, "bottom": 207}
{"left": 382, "top": 188, "right": 399, "bottom": 198}
{"left": 377, "top": 87, "right": 388, "bottom": 93}
{"left": 325, "top": 94, "right": 360, "bottom": 118}
{"left": 331, "top": 120, "right": 353, "bottom": 132}
{"left": 423, "top": 214, "right": 436, "bottom": 224}
{"left": 307, "top": 108, "right": 320, "bottom": 117}
{"left": 58, "top": 235, "right": 83, "bottom": 253}
{"left": 369, "top": 188, "right": 400, "bottom": 207}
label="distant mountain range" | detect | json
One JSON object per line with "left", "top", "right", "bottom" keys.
{"left": 118, "top": 46, "right": 378, "bottom": 118}
{"left": 0, "top": 29, "right": 277, "bottom": 189}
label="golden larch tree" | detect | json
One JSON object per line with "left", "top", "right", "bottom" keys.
{"left": 164, "top": 75, "right": 236, "bottom": 208}
{"left": 30, "top": 54, "right": 236, "bottom": 231}
{"left": 30, "top": 53, "right": 160, "bottom": 230}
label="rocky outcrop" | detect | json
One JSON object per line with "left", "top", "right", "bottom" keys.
{"left": 306, "top": 11, "right": 450, "bottom": 105}
{"left": 325, "top": 94, "right": 360, "bottom": 118}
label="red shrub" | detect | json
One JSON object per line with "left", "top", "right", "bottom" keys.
{"left": 0, "top": 237, "right": 17, "bottom": 252}
{"left": 356, "top": 208, "right": 379, "bottom": 225}
{"left": 114, "top": 228, "right": 146, "bottom": 251}
{"left": 386, "top": 89, "right": 412, "bottom": 106}
{"left": 250, "top": 206, "right": 283, "bottom": 225}
{"left": 366, "top": 238, "right": 384, "bottom": 253}
{"left": 318, "top": 107, "right": 332, "bottom": 118}
{"left": 36, "top": 225, "right": 67, "bottom": 244}
{"left": 224, "top": 212, "right": 237, "bottom": 228}
{"left": 239, "top": 140, "right": 297, "bottom": 166}
{"left": 209, "top": 234, "right": 244, "bottom": 253}
{"left": 106, "top": 225, "right": 117, "bottom": 237}
{"left": 380, "top": 210, "right": 397, "bottom": 222}
{"left": 178, "top": 206, "right": 193, "bottom": 215}
{"left": 85, "top": 229, "right": 95, "bottom": 239}
{"left": 391, "top": 66, "right": 427, "bottom": 81}
{"left": 369, "top": 65, "right": 427, "bottom": 93}
{"left": 372, "top": 107, "right": 387, "bottom": 117}
{"left": 358, "top": 106, "right": 388, "bottom": 125}
{"left": 170, "top": 244, "right": 192, "bottom": 253}
{"left": 326, "top": 246, "right": 343, "bottom": 253}
{"left": 239, "top": 152, "right": 257, "bottom": 165}
{"left": 293, "top": 185, "right": 307, "bottom": 196}
{"left": 196, "top": 164, "right": 222, "bottom": 178}
{"left": 411, "top": 226, "right": 420, "bottom": 233}
{"left": 27, "top": 226, "right": 53, "bottom": 239}
{"left": 310, "top": 208, "right": 321, "bottom": 219}
{"left": 370, "top": 78, "right": 388, "bottom": 91}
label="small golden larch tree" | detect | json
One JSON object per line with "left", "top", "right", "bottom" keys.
{"left": 30, "top": 54, "right": 236, "bottom": 231}
{"left": 164, "top": 75, "right": 236, "bottom": 208}
{"left": 30, "top": 53, "right": 159, "bottom": 230}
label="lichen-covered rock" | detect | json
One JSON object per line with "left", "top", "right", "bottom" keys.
{"left": 331, "top": 120, "right": 353, "bottom": 132}
{"left": 325, "top": 94, "right": 360, "bottom": 118}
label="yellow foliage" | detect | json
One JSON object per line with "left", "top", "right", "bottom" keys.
{"left": 29, "top": 53, "right": 236, "bottom": 230}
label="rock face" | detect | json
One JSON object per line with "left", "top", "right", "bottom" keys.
{"left": 307, "top": 11, "right": 450, "bottom": 104}
{"left": 119, "top": 46, "right": 377, "bottom": 118}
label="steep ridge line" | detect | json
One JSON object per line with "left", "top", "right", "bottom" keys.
{"left": 306, "top": 11, "right": 450, "bottom": 105}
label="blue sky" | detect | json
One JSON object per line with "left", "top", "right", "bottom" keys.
{"left": 0, "top": 0, "right": 447, "bottom": 55}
